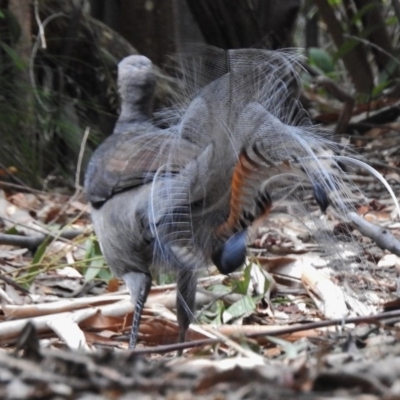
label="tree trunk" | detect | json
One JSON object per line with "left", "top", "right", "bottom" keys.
{"left": 118, "top": 0, "right": 178, "bottom": 66}
{"left": 7, "top": 0, "right": 35, "bottom": 138}
{"left": 314, "top": 0, "right": 374, "bottom": 94}
{"left": 353, "top": 0, "right": 398, "bottom": 77}
{"left": 185, "top": 0, "right": 301, "bottom": 49}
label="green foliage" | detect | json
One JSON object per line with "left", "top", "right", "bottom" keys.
{"left": 372, "top": 79, "right": 391, "bottom": 97}
{"left": 32, "top": 236, "right": 52, "bottom": 266}
{"left": 199, "top": 263, "right": 271, "bottom": 326}
{"left": 305, "top": 0, "right": 399, "bottom": 98}
{"left": 5, "top": 226, "right": 19, "bottom": 235}
{"left": 232, "top": 261, "right": 253, "bottom": 295}
{"left": 308, "top": 47, "right": 336, "bottom": 76}
{"left": 222, "top": 295, "right": 257, "bottom": 324}
{"left": 0, "top": 7, "right": 123, "bottom": 188}
{"left": 348, "top": 2, "right": 378, "bottom": 26}
{"left": 16, "top": 236, "right": 52, "bottom": 287}
{"left": 83, "top": 237, "right": 110, "bottom": 281}
{"left": 156, "top": 271, "right": 178, "bottom": 285}
{"left": 328, "top": 0, "right": 342, "bottom": 6}
{"left": 265, "top": 336, "right": 309, "bottom": 359}
{"left": 333, "top": 38, "right": 359, "bottom": 63}
{"left": 0, "top": 41, "right": 25, "bottom": 69}
{"left": 17, "top": 236, "right": 52, "bottom": 287}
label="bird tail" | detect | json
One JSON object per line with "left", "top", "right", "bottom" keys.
{"left": 150, "top": 45, "right": 399, "bottom": 315}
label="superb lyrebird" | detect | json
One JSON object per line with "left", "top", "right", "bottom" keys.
{"left": 85, "top": 46, "right": 366, "bottom": 348}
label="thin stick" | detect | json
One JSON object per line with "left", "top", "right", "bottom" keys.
{"left": 131, "top": 309, "right": 400, "bottom": 355}
{"left": 75, "top": 126, "right": 90, "bottom": 190}
{"left": 34, "top": 0, "right": 47, "bottom": 49}
{"left": 47, "top": 126, "right": 90, "bottom": 225}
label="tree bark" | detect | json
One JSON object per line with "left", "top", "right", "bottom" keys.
{"left": 7, "top": 0, "right": 35, "bottom": 139}
{"left": 304, "top": 1, "right": 320, "bottom": 49}
{"left": 118, "top": 0, "right": 178, "bottom": 65}
{"left": 353, "top": 0, "right": 398, "bottom": 77}
{"left": 185, "top": 0, "right": 301, "bottom": 49}
{"left": 314, "top": 0, "right": 374, "bottom": 94}
{"left": 8, "top": 0, "right": 32, "bottom": 63}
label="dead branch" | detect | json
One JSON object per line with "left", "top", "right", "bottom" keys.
{"left": 348, "top": 212, "right": 400, "bottom": 256}
{"left": 0, "top": 229, "right": 86, "bottom": 250}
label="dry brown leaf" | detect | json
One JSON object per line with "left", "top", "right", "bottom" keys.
{"left": 301, "top": 265, "right": 348, "bottom": 319}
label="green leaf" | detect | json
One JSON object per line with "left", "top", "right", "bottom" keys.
{"left": 385, "top": 16, "right": 398, "bottom": 26}
{"left": 209, "top": 284, "right": 232, "bottom": 296}
{"left": 26, "top": 236, "right": 52, "bottom": 284}
{"left": 97, "top": 268, "right": 113, "bottom": 281}
{"left": 5, "top": 226, "right": 19, "bottom": 235}
{"left": 0, "top": 42, "right": 26, "bottom": 70}
{"left": 84, "top": 238, "right": 106, "bottom": 281}
{"left": 209, "top": 300, "right": 226, "bottom": 325}
{"left": 156, "top": 271, "right": 176, "bottom": 285}
{"left": 334, "top": 38, "right": 358, "bottom": 62}
{"left": 85, "top": 257, "right": 105, "bottom": 281}
{"left": 265, "top": 336, "right": 309, "bottom": 359}
{"left": 372, "top": 81, "right": 390, "bottom": 97}
{"left": 222, "top": 295, "right": 256, "bottom": 323}
{"left": 32, "top": 236, "right": 51, "bottom": 265}
{"left": 349, "top": 2, "right": 379, "bottom": 25}
{"left": 234, "top": 262, "right": 252, "bottom": 295}
{"left": 308, "top": 47, "right": 335, "bottom": 75}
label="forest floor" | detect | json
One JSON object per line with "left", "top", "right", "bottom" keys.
{"left": 1, "top": 104, "right": 400, "bottom": 399}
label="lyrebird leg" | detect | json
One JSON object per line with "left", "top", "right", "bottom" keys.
{"left": 176, "top": 269, "right": 197, "bottom": 346}
{"left": 123, "top": 271, "right": 152, "bottom": 349}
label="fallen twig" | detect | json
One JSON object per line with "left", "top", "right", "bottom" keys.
{"left": 0, "top": 229, "right": 87, "bottom": 250}
{"left": 132, "top": 308, "right": 400, "bottom": 355}
{"left": 348, "top": 212, "right": 400, "bottom": 256}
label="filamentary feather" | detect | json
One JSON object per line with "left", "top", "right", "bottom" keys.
{"left": 85, "top": 45, "right": 387, "bottom": 349}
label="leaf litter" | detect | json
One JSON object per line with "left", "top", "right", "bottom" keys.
{"left": 0, "top": 120, "right": 400, "bottom": 398}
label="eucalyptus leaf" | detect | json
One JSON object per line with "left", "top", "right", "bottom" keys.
{"left": 308, "top": 47, "right": 335, "bottom": 74}
{"left": 84, "top": 238, "right": 106, "bottom": 281}
{"left": 266, "top": 336, "right": 309, "bottom": 359}
{"left": 210, "top": 284, "right": 233, "bottom": 296}
{"left": 0, "top": 42, "right": 25, "bottom": 70}
{"left": 222, "top": 295, "right": 256, "bottom": 324}
{"left": 32, "top": 236, "right": 51, "bottom": 265}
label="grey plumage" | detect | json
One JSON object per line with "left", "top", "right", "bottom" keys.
{"left": 85, "top": 47, "right": 366, "bottom": 348}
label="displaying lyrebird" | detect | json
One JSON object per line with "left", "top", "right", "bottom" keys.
{"left": 85, "top": 46, "right": 375, "bottom": 348}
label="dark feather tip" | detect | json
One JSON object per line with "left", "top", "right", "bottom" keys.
{"left": 212, "top": 230, "right": 247, "bottom": 275}
{"left": 312, "top": 182, "right": 330, "bottom": 213}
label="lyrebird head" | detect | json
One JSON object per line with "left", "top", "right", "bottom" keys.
{"left": 117, "top": 55, "right": 157, "bottom": 125}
